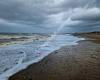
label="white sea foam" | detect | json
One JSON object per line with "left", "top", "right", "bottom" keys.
{"left": 0, "top": 34, "right": 84, "bottom": 80}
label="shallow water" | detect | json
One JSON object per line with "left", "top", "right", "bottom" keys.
{"left": 0, "top": 34, "right": 84, "bottom": 80}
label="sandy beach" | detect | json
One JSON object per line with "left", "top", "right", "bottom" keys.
{"left": 9, "top": 33, "right": 100, "bottom": 80}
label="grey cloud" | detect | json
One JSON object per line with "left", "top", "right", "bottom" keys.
{"left": 71, "top": 8, "right": 100, "bottom": 21}
{"left": 0, "top": 0, "right": 100, "bottom": 33}
{"left": 60, "top": 0, "right": 100, "bottom": 10}
{"left": 0, "top": 0, "right": 49, "bottom": 24}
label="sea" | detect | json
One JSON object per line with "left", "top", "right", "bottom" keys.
{"left": 0, "top": 34, "right": 84, "bottom": 80}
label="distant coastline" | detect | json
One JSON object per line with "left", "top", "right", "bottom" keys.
{"left": 0, "top": 31, "right": 100, "bottom": 46}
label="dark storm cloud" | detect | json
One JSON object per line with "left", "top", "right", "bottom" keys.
{"left": 0, "top": 0, "right": 100, "bottom": 33}
{"left": 0, "top": 0, "right": 48, "bottom": 24}
{"left": 71, "top": 8, "right": 100, "bottom": 21}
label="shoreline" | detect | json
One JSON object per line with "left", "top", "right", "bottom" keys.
{"left": 9, "top": 33, "right": 100, "bottom": 80}
{"left": 9, "top": 40, "right": 100, "bottom": 80}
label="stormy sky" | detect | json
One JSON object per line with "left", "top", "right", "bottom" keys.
{"left": 0, "top": 0, "right": 100, "bottom": 33}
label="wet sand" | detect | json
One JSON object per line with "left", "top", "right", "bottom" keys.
{"left": 9, "top": 34, "right": 100, "bottom": 80}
